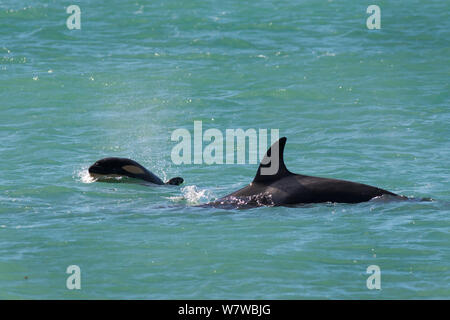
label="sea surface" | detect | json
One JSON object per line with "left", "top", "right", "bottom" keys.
{"left": 0, "top": 0, "right": 449, "bottom": 299}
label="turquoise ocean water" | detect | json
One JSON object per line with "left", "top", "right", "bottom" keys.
{"left": 1, "top": 0, "right": 449, "bottom": 299}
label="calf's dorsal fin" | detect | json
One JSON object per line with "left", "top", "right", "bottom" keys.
{"left": 252, "top": 137, "right": 292, "bottom": 184}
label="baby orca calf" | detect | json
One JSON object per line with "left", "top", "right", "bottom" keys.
{"left": 88, "top": 157, "right": 183, "bottom": 185}
{"left": 205, "top": 137, "right": 406, "bottom": 208}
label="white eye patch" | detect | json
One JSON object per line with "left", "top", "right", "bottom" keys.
{"left": 122, "top": 165, "right": 145, "bottom": 175}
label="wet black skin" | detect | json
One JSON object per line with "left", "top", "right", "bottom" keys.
{"left": 205, "top": 137, "right": 403, "bottom": 208}
{"left": 88, "top": 157, "right": 183, "bottom": 185}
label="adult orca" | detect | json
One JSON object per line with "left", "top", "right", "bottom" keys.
{"left": 205, "top": 137, "right": 404, "bottom": 208}
{"left": 88, "top": 157, "right": 183, "bottom": 185}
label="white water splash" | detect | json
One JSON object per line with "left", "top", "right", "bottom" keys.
{"left": 76, "top": 167, "right": 96, "bottom": 184}
{"left": 168, "top": 185, "right": 215, "bottom": 204}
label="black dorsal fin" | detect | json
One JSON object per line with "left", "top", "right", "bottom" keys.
{"left": 252, "top": 137, "right": 291, "bottom": 184}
